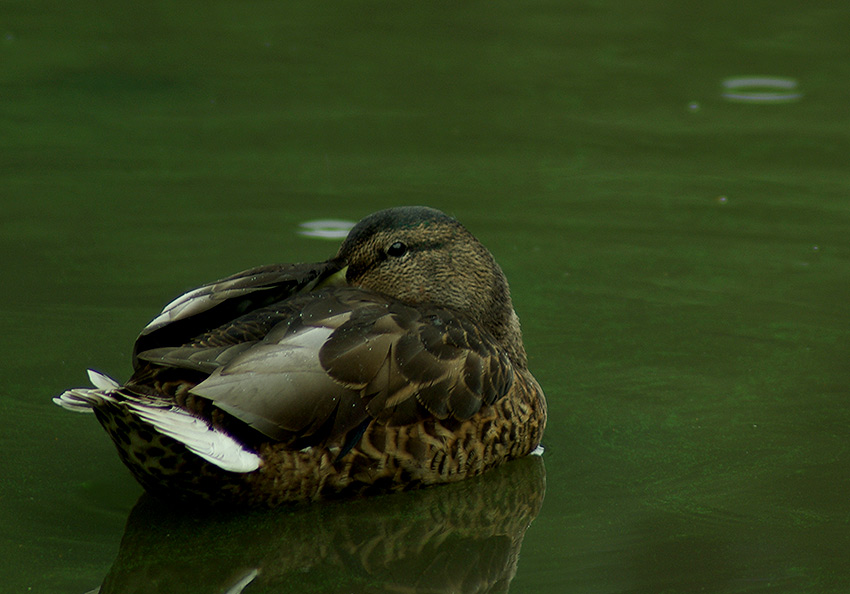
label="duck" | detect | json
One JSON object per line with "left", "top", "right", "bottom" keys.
{"left": 54, "top": 206, "right": 547, "bottom": 507}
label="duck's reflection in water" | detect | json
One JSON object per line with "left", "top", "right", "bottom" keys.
{"left": 98, "top": 455, "right": 545, "bottom": 594}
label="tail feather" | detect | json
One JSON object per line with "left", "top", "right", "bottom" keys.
{"left": 87, "top": 368, "right": 120, "bottom": 390}
{"left": 52, "top": 369, "right": 120, "bottom": 413}
{"left": 54, "top": 369, "right": 261, "bottom": 473}
{"left": 52, "top": 389, "right": 101, "bottom": 413}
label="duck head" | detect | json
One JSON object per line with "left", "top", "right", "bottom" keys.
{"left": 329, "top": 206, "right": 528, "bottom": 367}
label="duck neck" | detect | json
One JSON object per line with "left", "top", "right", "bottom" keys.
{"left": 483, "top": 274, "right": 528, "bottom": 370}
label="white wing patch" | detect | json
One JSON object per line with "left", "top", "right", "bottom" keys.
{"left": 126, "top": 402, "right": 261, "bottom": 473}
{"left": 54, "top": 369, "right": 260, "bottom": 473}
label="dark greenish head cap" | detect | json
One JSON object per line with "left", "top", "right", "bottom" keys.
{"left": 337, "top": 206, "right": 464, "bottom": 255}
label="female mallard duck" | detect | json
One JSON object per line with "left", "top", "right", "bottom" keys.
{"left": 55, "top": 206, "right": 546, "bottom": 506}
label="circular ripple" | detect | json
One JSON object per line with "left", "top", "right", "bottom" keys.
{"left": 721, "top": 76, "right": 802, "bottom": 103}
{"left": 297, "top": 219, "right": 355, "bottom": 239}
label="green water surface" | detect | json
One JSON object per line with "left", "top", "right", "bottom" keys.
{"left": 2, "top": 1, "right": 848, "bottom": 592}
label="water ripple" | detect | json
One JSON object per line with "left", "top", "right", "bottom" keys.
{"left": 297, "top": 219, "right": 355, "bottom": 239}
{"left": 721, "top": 76, "right": 802, "bottom": 103}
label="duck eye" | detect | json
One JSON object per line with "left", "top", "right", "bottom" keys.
{"left": 386, "top": 241, "right": 408, "bottom": 258}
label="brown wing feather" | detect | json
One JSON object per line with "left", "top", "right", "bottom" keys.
{"left": 320, "top": 301, "right": 515, "bottom": 426}
{"left": 187, "top": 300, "right": 366, "bottom": 443}
{"left": 133, "top": 289, "right": 514, "bottom": 453}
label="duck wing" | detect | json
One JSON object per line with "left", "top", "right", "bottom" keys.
{"left": 137, "top": 289, "right": 514, "bottom": 451}
{"left": 318, "top": 297, "right": 516, "bottom": 425}
{"left": 133, "top": 261, "right": 339, "bottom": 368}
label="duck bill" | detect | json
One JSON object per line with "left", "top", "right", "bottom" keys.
{"left": 314, "top": 264, "right": 349, "bottom": 289}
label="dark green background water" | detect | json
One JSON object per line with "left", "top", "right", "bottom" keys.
{"left": 2, "top": 1, "right": 848, "bottom": 592}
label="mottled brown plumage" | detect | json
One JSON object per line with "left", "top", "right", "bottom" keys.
{"left": 55, "top": 206, "right": 547, "bottom": 506}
